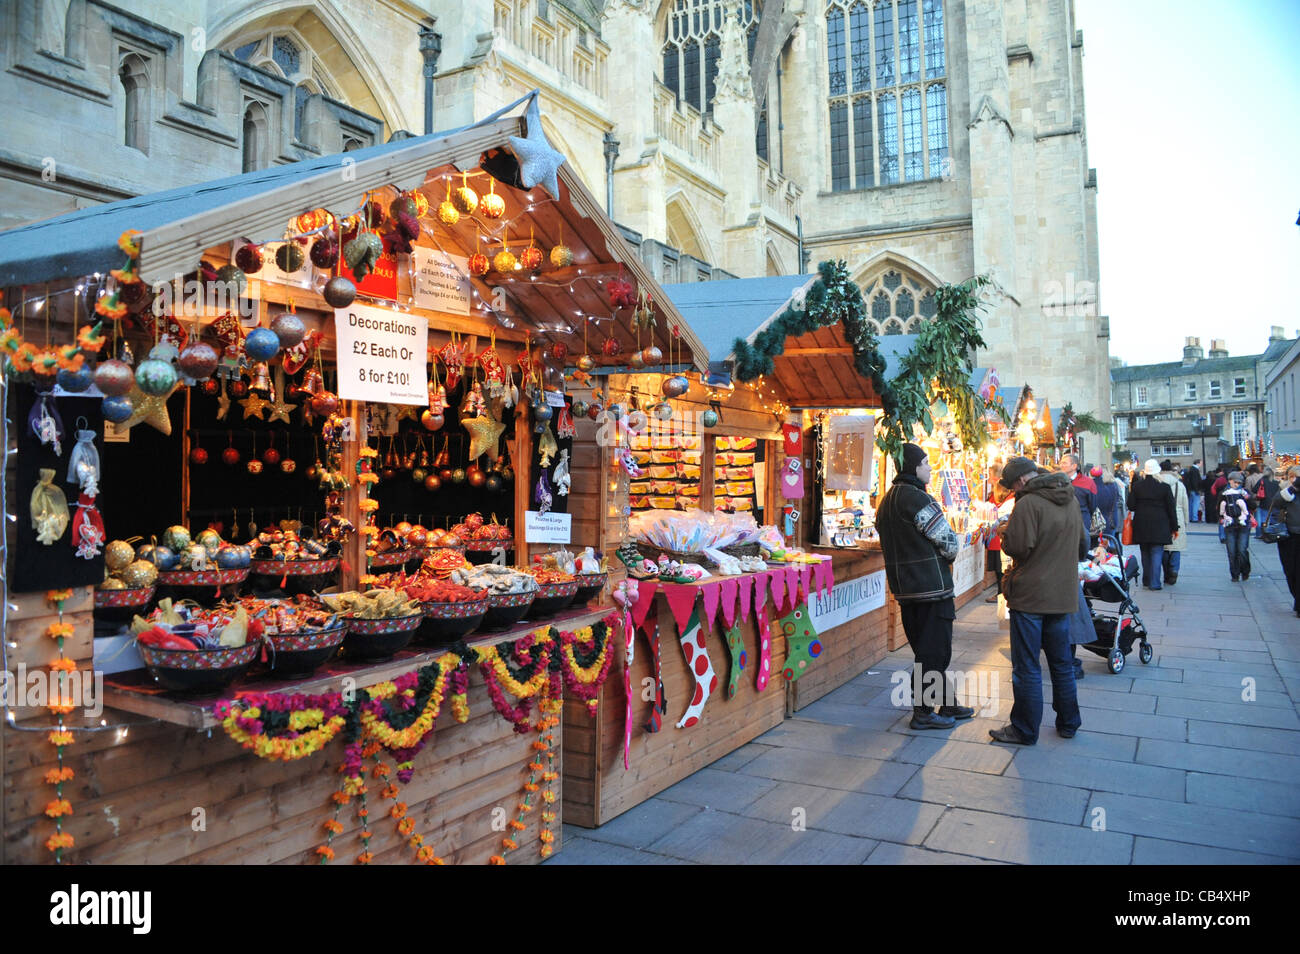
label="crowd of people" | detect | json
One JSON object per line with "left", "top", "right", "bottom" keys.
{"left": 875, "top": 442, "right": 1300, "bottom": 749}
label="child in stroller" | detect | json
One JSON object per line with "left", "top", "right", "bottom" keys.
{"left": 1079, "top": 532, "right": 1152, "bottom": 673}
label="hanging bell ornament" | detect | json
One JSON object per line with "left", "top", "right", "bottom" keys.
{"left": 502, "top": 463, "right": 515, "bottom": 482}
{"left": 662, "top": 374, "right": 690, "bottom": 398}
{"left": 269, "top": 311, "right": 307, "bottom": 349}
{"left": 249, "top": 362, "right": 273, "bottom": 395}
{"left": 323, "top": 275, "right": 357, "bottom": 308}
{"left": 294, "top": 368, "right": 325, "bottom": 398}
{"left": 641, "top": 345, "right": 664, "bottom": 367}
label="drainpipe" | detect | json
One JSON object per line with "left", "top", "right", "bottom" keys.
{"left": 775, "top": 58, "right": 785, "bottom": 174}
{"left": 796, "top": 214, "right": 810, "bottom": 273}
{"left": 419, "top": 22, "right": 442, "bottom": 135}
{"left": 603, "top": 130, "right": 620, "bottom": 217}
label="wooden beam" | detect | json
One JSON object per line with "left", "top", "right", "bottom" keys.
{"left": 700, "top": 432, "right": 716, "bottom": 512}
{"left": 510, "top": 399, "right": 532, "bottom": 567}
{"left": 779, "top": 347, "right": 855, "bottom": 357}
{"left": 481, "top": 263, "right": 626, "bottom": 287}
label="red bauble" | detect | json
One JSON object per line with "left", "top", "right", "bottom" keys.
{"left": 310, "top": 390, "right": 339, "bottom": 416}
{"left": 234, "top": 243, "right": 264, "bottom": 274}
{"left": 222, "top": 446, "right": 240, "bottom": 466}
{"left": 190, "top": 447, "right": 208, "bottom": 465}
{"left": 519, "top": 245, "right": 544, "bottom": 272}
{"left": 421, "top": 410, "right": 444, "bottom": 431}
{"left": 468, "top": 253, "right": 490, "bottom": 276}
{"left": 608, "top": 277, "right": 636, "bottom": 308}
{"left": 280, "top": 458, "right": 297, "bottom": 474}
{"left": 423, "top": 473, "right": 441, "bottom": 491}
{"left": 229, "top": 379, "right": 249, "bottom": 398}
{"left": 467, "top": 466, "right": 486, "bottom": 488}
{"left": 262, "top": 448, "right": 281, "bottom": 467}
{"left": 601, "top": 337, "right": 622, "bottom": 358}
{"left": 200, "top": 378, "right": 221, "bottom": 396}
{"left": 547, "top": 342, "right": 568, "bottom": 363}
{"left": 247, "top": 459, "right": 263, "bottom": 475}
{"left": 178, "top": 342, "right": 220, "bottom": 381}
{"left": 438, "top": 467, "right": 453, "bottom": 482}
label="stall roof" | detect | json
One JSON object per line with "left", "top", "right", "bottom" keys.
{"left": 1271, "top": 429, "right": 1300, "bottom": 456}
{"left": 664, "top": 274, "right": 817, "bottom": 358}
{"left": 0, "top": 92, "right": 707, "bottom": 371}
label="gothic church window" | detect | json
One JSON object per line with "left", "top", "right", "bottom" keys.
{"left": 661, "top": 0, "right": 759, "bottom": 115}
{"left": 861, "top": 268, "right": 936, "bottom": 334}
{"left": 826, "top": 0, "right": 948, "bottom": 190}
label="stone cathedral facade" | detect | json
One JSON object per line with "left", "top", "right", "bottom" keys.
{"left": 1, "top": 0, "right": 1110, "bottom": 431}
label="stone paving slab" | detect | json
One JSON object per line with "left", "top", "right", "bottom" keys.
{"left": 1131, "top": 837, "right": 1296, "bottom": 866}
{"left": 1185, "top": 719, "right": 1300, "bottom": 755}
{"left": 899, "top": 765, "right": 1090, "bottom": 825}
{"left": 758, "top": 718, "right": 913, "bottom": 761}
{"left": 1084, "top": 792, "right": 1300, "bottom": 859}
{"left": 1071, "top": 706, "right": 1189, "bottom": 741}
{"left": 656, "top": 768, "right": 779, "bottom": 812}
{"left": 864, "top": 843, "right": 1008, "bottom": 864}
{"left": 743, "top": 780, "right": 946, "bottom": 845}
{"left": 1155, "top": 694, "right": 1300, "bottom": 729}
{"left": 1006, "top": 749, "right": 1186, "bottom": 802}
{"left": 706, "top": 742, "right": 774, "bottom": 773}
{"left": 735, "top": 746, "right": 918, "bottom": 796}
{"left": 1185, "top": 771, "right": 1300, "bottom": 817}
{"left": 646, "top": 809, "right": 878, "bottom": 864}
{"left": 547, "top": 835, "right": 688, "bottom": 865}
{"left": 896, "top": 736, "right": 1015, "bottom": 774}
{"left": 923, "top": 807, "right": 1133, "bottom": 865}
{"left": 1134, "top": 678, "right": 1294, "bottom": 708}
{"left": 1135, "top": 738, "right": 1300, "bottom": 783}
{"left": 578, "top": 799, "right": 703, "bottom": 849}
{"left": 1177, "top": 668, "right": 1286, "bottom": 691}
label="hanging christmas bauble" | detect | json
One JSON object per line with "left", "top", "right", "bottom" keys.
{"left": 641, "top": 345, "right": 663, "bottom": 366}
{"left": 467, "top": 467, "right": 486, "bottom": 488}
{"left": 533, "top": 401, "right": 553, "bottom": 423}
{"left": 607, "top": 277, "right": 636, "bottom": 308}
{"left": 306, "top": 460, "right": 321, "bottom": 482}
{"left": 310, "top": 236, "right": 340, "bottom": 268}
{"left": 135, "top": 358, "right": 177, "bottom": 396}
{"left": 412, "top": 466, "right": 427, "bottom": 482}
{"left": 451, "top": 467, "right": 467, "bottom": 484}
{"left": 479, "top": 188, "right": 505, "bottom": 219}
{"left": 628, "top": 351, "right": 645, "bottom": 370}
{"left": 493, "top": 249, "right": 518, "bottom": 273}
{"left": 577, "top": 355, "right": 596, "bottom": 373}
{"left": 550, "top": 244, "right": 573, "bottom": 268}
{"left": 572, "top": 399, "right": 590, "bottom": 418}
{"left": 121, "top": 560, "right": 158, "bottom": 589}
{"left": 101, "top": 395, "right": 133, "bottom": 422}
{"left": 247, "top": 459, "right": 263, "bottom": 475}
{"left": 520, "top": 244, "right": 544, "bottom": 272}
{"left": 702, "top": 408, "right": 719, "bottom": 428}
{"left": 502, "top": 464, "right": 515, "bottom": 482}
{"left": 601, "top": 337, "right": 621, "bottom": 358}
{"left": 468, "top": 252, "right": 490, "bottom": 276}
{"left": 200, "top": 377, "right": 220, "bottom": 396}
{"left": 280, "top": 458, "right": 296, "bottom": 475}
{"left": 190, "top": 446, "right": 208, "bottom": 465}
{"left": 234, "top": 243, "right": 264, "bottom": 274}
{"left": 380, "top": 464, "right": 396, "bottom": 481}
{"left": 229, "top": 378, "right": 249, "bottom": 399}
{"left": 296, "top": 208, "right": 335, "bottom": 233}
{"left": 269, "top": 312, "right": 307, "bottom": 349}
{"left": 484, "top": 472, "right": 503, "bottom": 493}
{"left": 244, "top": 327, "right": 281, "bottom": 362}
{"left": 57, "top": 365, "right": 93, "bottom": 393}
{"left": 262, "top": 446, "right": 281, "bottom": 467}
{"left": 662, "top": 374, "right": 690, "bottom": 398}
{"left": 215, "top": 264, "right": 246, "bottom": 295}
{"left": 323, "top": 275, "right": 357, "bottom": 308}
{"left": 310, "top": 390, "right": 339, "bottom": 416}
{"left": 389, "top": 194, "right": 420, "bottom": 221}
{"left": 436, "top": 200, "right": 460, "bottom": 226}
{"left": 653, "top": 402, "right": 674, "bottom": 421}
{"left": 586, "top": 402, "right": 602, "bottom": 420}
{"left": 222, "top": 445, "right": 241, "bottom": 466}
{"left": 94, "top": 359, "right": 135, "bottom": 397}
{"left": 178, "top": 342, "right": 219, "bottom": 382}
{"left": 547, "top": 342, "right": 569, "bottom": 363}
{"left": 438, "top": 467, "right": 453, "bottom": 482}
{"left": 423, "top": 473, "right": 442, "bottom": 492}
{"left": 453, "top": 184, "right": 479, "bottom": 215}
{"left": 104, "top": 540, "right": 135, "bottom": 572}
{"left": 421, "top": 410, "right": 444, "bottom": 431}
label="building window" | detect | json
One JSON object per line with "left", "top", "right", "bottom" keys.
{"left": 662, "top": 0, "right": 759, "bottom": 114}
{"left": 1209, "top": 379, "right": 1221, "bottom": 399}
{"left": 1115, "top": 418, "right": 1129, "bottom": 445}
{"left": 1233, "top": 376, "right": 1247, "bottom": 397}
{"left": 859, "top": 270, "right": 936, "bottom": 334}
{"left": 272, "top": 36, "right": 301, "bottom": 77}
{"left": 242, "top": 101, "right": 270, "bottom": 172}
{"left": 826, "top": 0, "right": 946, "bottom": 190}
{"left": 1184, "top": 382, "right": 1196, "bottom": 401}
{"left": 1135, "top": 415, "right": 1148, "bottom": 430}
{"left": 118, "top": 53, "right": 151, "bottom": 153}
{"left": 1182, "top": 444, "right": 1191, "bottom": 455}
{"left": 1232, "top": 409, "right": 1250, "bottom": 445}
{"left": 1135, "top": 386, "right": 1148, "bottom": 406}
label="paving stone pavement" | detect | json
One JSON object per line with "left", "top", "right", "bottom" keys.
{"left": 548, "top": 526, "right": 1300, "bottom": 865}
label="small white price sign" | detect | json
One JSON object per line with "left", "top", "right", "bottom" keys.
{"left": 410, "top": 247, "right": 471, "bottom": 315}
{"left": 334, "top": 302, "right": 428, "bottom": 405}
{"left": 525, "top": 510, "right": 572, "bottom": 544}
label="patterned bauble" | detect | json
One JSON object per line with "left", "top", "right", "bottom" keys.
{"left": 215, "top": 264, "right": 246, "bottom": 295}
{"left": 57, "top": 365, "right": 93, "bottom": 393}
{"left": 586, "top": 402, "right": 602, "bottom": 420}
{"left": 275, "top": 243, "right": 306, "bottom": 273}
{"left": 196, "top": 529, "right": 223, "bottom": 557}
{"left": 451, "top": 467, "right": 467, "bottom": 484}
{"left": 641, "top": 345, "right": 664, "bottom": 366}
{"left": 424, "top": 473, "right": 442, "bottom": 492}
{"left": 244, "top": 327, "right": 281, "bottom": 362}
{"left": 628, "top": 351, "right": 645, "bottom": 370}
{"left": 104, "top": 539, "right": 135, "bottom": 572}
{"left": 572, "top": 399, "right": 589, "bottom": 418}
{"left": 323, "top": 276, "right": 357, "bottom": 308}
{"left": 519, "top": 244, "right": 544, "bottom": 272}
{"left": 484, "top": 473, "right": 503, "bottom": 493}
{"left": 453, "top": 184, "right": 479, "bottom": 215}
{"left": 493, "top": 249, "right": 517, "bottom": 273}
{"left": 653, "top": 402, "right": 674, "bottom": 421}
{"left": 702, "top": 408, "right": 719, "bottom": 428}
{"left": 190, "top": 446, "right": 208, "bottom": 465}
{"left": 94, "top": 359, "right": 135, "bottom": 397}
{"left": 550, "top": 244, "right": 573, "bottom": 268}
{"left": 421, "top": 411, "right": 444, "bottom": 431}
{"left": 234, "top": 243, "right": 264, "bottom": 274}
{"left": 247, "top": 459, "right": 263, "bottom": 475}
{"left": 280, "top": 458, "right": 297, "bottom": 474}
{"left": 662, "top": 374, "right": 690, "bottom": 398}
{"left": 577, "top": 355, "right": 596, "bottom": 373}
{"left": 222, "top": 445, "right": 241, "bottom": 466}
{"left": 121, "top": 560, "right": 158, "bottom": 588}
{"left": 178, "top": 342, "right": 219, "bottom": 381}
{"left": 229, "top": 378, "right": 249, "bottom": 399}
{"left": 533, "top": 401, "right": 553, "bottom": 423}
{"left": 601, "top": 337, "right": 621, "bottom": 358}
{"left": 310, "top": 236, "right": 340, "bottom": 268}
{"left": 200, "top": 377, "right": 220, "bottom": 396}
{"left": 389, "top": 194, "right": 420, "bottom": 221}
{"left": 412, "top": 466, "right": 427, "bottom": 483}
{"left": 479, "top": 187, "right": 505, "bottom": 219}
{"left": 296, "top": 208, "right": 335, "bottom": 233}
{"left": 548, "top": 342, "right": 568, "bottom": 363}
{"left": 436, "top": 201, "right": 460, "bottom": 226}
{"left": 310, "top": 390, "right": 339, "bottom": 416}
{"left": 269, "top": 312, "right": 306, "bottom": 349}
{"left": 135, "top": 358, "right": 177, "bottom": 396}
{"left": 102, "top": 395, "right": 133, "bottom": 422}
{"left": 161, "top": 526, "right": 191, "bottom": 552}
{"left": 468, "top": 253, "right": 490, "bottom": 276}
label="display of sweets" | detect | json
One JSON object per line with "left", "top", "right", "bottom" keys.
{"left": 463, "top": 564, "right": 539, "bottom": 594}
{"left": 317, "top": 589, "right": 421, "bottom": 619}
{"left": 237, "top": 596, "right": 340, "bottom": 634}
{"left": 130, "top": 598, "right": 255, "bottom": 650}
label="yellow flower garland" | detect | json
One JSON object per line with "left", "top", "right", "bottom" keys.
{"left": 562, "top": 625, "right": 610, "bottom": 685}
{"left": 476, "top": 644, "right": 552, "bottom": 698}
{"left": 221, "top": 707, "right": 347, "bottom": 761}
{"left": 357, "top": 652, "right": 460, "bottom": 750}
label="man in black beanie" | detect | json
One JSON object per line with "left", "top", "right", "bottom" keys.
{"left": 876, "top": 442, "right": 974, "bottom": 729}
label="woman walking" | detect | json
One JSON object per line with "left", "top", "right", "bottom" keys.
{"left": 1094, "top": 466, "right": 1123, "bottom": 540}
{"left": 1157, "top": 460, "right": 1189, "bottom": 584}
{"left": 1219, "top": 471, "right": 1254, "bottom": 582}
{"left": 1270, "top": 465, "right": 1300, "bottom": 616}
{"left": 1129, "top": 459, "right": 1177, "bottom": 589}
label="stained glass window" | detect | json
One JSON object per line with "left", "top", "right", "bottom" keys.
{"left": 901, "top": 87, "right": 922, "bottom": 180}
{"left": 898, "top": 0, "right": 919, "bottom": 83}
{"left": 877, "top": 92, "right": 898, "bottom": 184}
{"left": 827, "top": 7, "right": 846, "bottom": 96}
{"left": 272, "top": 36, "right": 300, "bottom": 77}
{"left": 874, "top": 1, "right": 895, "bottom": 88}
{"left": 661, "top": 0, "right": 761, "bottom": 113}
{"left": 850, "top": 3, "right": 871, "bottom": 92}
{"left": 924, "top": 0, "right": 945, "bottom": 78}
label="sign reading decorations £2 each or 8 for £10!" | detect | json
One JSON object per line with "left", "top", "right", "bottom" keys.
{"left": 334, "top": 302, "right": 428, "bottom": 405}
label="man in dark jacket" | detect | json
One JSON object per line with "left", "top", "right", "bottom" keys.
{"left": 876, "top": 443, "right": 974, "bottom": 730}
{"left": 988, "top": 457, "right": 1088, "bottom": 746}
{"left": 1060, "top": 453, "right": 1097, "bottom": 532}
{"left": 1182, "top": 460, "right": 1203, "bottom": 523}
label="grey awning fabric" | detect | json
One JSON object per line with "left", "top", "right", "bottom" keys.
{"left": 662, "top": 274, "right": 818, "bottom": 359}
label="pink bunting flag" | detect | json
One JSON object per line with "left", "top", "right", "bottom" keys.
{"left": 822, "top": 559, "right": 836, "bottom": 595}
{"left": 662, "top": 583, "right": 698, "bottom": 636}
{"left": 799, "top": 565, "right": 812, "bottom": 604}
{"left": 786, "top": 566, "right": 801, "bottom": 606}
{"left": 767, "top": 568, "right": 785, "bottom": 613}
{"left": 631, "top": 579, "right": 659, "bottom": 632}
{"left": 737, "top": 574, "right": 753, "bottom": 622}
{"left": 754, "top": 571, "right": 768, "bottom": 614}
{"left": 701, "top": 580, "right": 722, "bottom": 634}
{"left": 719, "top": 577, "right": 739, "bottom": 629}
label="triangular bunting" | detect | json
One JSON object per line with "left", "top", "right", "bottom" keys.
{"left": 754, "top": 571, "right": 768, "bottom": 614}
{"left": 719, "top": 577, "right": 739, "bottom": 629}
{"left": 786, "top": 566, "right": 801, "bottom": 606}
{"left": 799, "top": 565, "right": 812, "bottom": 603}
{"left": 768, "top": 568, "right": 785, "bottom": 613}
{"left": 737, "top": 574, "right": 753, "bottom": 622}
{"left": 701, "top": 580, "right": 722, "bottom": 634}
{"left": 662, "top": 583, "right": 698, "bottom": 635}
{"left": 631, "top": 579, "right": 659, "bottom": 632}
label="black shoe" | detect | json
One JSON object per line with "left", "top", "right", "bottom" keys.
{"left": 938, "top": 704, "right": 976, "bottom": 720}
{"left": 1058, "top": 728, "right": 1077, "bottom": 739}
{"left": 1166, "top": 574, "right": 1178, "bottom": 585}
{"left": 1231, "top": 577, "right": 1240, "bottom": 582}
{"left": 989, "top": 725, "right": 1034, "bottom": 745}
{"left": 910, "top": 709, "right": 956, "bottom": 730}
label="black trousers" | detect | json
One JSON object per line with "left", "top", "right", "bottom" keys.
{"left": 1278, "top": 536, "right": 1300, "bottom": 611}
{"left": 899, "top": 598, "right": 957, "bottom": 710}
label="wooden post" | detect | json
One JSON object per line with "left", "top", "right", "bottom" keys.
{"left": 511, "top": 400, "right": 533, "bottom": 567}
{"left": 700, "top": 432, "right": 716, "bottom": 511}
{"left": 340, "top": 399, "right": 364, "bottom": 590}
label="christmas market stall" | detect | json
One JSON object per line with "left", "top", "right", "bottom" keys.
{"left": 0, "top": 93, "right": 688, "bottom": 864}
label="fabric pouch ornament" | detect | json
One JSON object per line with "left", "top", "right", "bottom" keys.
{"left": 553, "top": 449, "right": 571, "bottom": 496}
{"left": 66, "top": 423, "right": 101, "bottom": 496}
{"left": 555, "top": 403, "right": 575, "bottom": 439}
{"left": 31, "top": 468, "right": 70, "bottom": 544}
{"left": 535, "top": 471, "right": 553, "bottom": 515}
{"left": 29, "top": 386, "right": 64, "bottom": 456}
{"left": 71, "top": 492, "right": 105, "bottom": 559}
{"left": 780, "top": 457, "right": 805, "bottom": 500}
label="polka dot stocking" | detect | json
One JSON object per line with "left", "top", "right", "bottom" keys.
{"left": 641, "top": 618, "right": 666, "bottom": 734}
{"left": 675, "top": 605, "right": 718, "bottom": 729}
{"left": 778, "top": 603, "right": 822, "bottom": 682}
{"left": 755, "top": 604, "right": 773, "bottom": 691}
{"left": 723, "top": 622, "right": 747, "bottom": 700}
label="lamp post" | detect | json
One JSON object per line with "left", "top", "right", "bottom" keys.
{"left": 602, "top": 130, "right": 620, "bottom": 216}
{"left": 419, "top": 23, "right": 442, "bottom": 135}
{"left": 1194, "top": 416, "right": 1209, "bottom": 470}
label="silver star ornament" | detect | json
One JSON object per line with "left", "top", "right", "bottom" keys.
{"left": 508, "top": 96, "right": 565, "bottom": 200}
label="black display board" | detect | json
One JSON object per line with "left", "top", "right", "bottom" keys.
{"left": 527, "top": 394, "right": 575, "bottom": 518}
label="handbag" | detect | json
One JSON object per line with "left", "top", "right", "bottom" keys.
{"left": 1121, "top": 511, "right": 1134, "bottom": 546}
{"left": 1090, "top": 507, "right": 1106, "bottom": 534}
{"left": 1261, "top": 502, "right": 1290, "bottom": 544}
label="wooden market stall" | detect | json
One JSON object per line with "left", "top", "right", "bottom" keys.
{"left": 0, "top": 93, "right": 694, "bottom": 865}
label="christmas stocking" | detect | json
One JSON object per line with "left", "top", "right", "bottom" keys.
{"left": 778, "top": 603, "right": 823, "bottom": 683}
{"left": 755, "top": 602, "right": 773, "bottom": 691}
{"left": 723, "top": 622, "right": 747, "bottom": 700}
{"left": 675, "top": 605, "right": 718, "bottom": 729}
{"left": 641, "top": 618, "right": 667, "bottom": 733}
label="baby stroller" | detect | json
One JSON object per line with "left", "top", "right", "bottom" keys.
{"left": 1080, "top": 533, "right": 1152, "bottom": 674}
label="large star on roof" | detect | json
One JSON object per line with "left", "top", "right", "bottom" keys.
{"left": 508, "top": 96, "right": 565, "bottom": 200}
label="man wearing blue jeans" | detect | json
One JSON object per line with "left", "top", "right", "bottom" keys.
{"left": 989, "top": 457, "right": 1089, "bottom": 745}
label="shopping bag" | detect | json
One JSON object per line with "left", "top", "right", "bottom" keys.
{"left": 1121, "top": 512, "right": 1134, "bottom": 546}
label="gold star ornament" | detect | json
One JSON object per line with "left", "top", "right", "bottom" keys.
{"left": 239, "top": 391, "right": 271, "bottom": 421}
{"left": 121, "top": 383, "right": 178, "bottom": 436}
{"left": 266, "top": 367, "right": 295, "bottom": 424}
{"left": 464, "top": 408, "right": 505, "bottom": 461}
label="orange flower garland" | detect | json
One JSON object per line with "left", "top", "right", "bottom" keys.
{"left": 43, "top": 589, "right": 76, "bottom": 862}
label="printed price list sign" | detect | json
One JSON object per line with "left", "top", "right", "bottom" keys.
{"left": 334, "top": 302, "right": 428, "bottom": 405}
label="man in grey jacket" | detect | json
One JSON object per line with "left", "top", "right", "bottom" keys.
{"left": 876, "top": 443, "right": 975, "bottom": 729}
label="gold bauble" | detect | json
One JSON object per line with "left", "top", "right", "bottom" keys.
{"left": 453, "top": 185, "right": 479, "bottom": 215}
{"left": 409, "top": 190, "right": 429, "bottom": 218}
{"left": 437, "top": 201, "right": 460, "bottom": 226}
{"left": 99, "top": 577, "right": 127, "bottom": 591}
{"left": 122, "top": 560, "right": 159, "bottom": 588}
{"left": 105, "top": 539, "right": 135, "bottom": 572}
{"left": 493, "top": 249, "right": 518, "bottom": 273}
{"left": 550, "top": 244, "right": 573, "bottom": 268}
{"left": 479, "top": 190, "right": 505, "bottom": 219}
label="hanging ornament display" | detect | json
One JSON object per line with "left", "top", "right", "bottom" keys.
{"left": 601, "top": 336, "right": 622, "bottom": 359}
{"left": 247, "top": 433, "right": 263, "bottom": 474}
{"left": 608, "top": 269, "right": 635, "bottom": 308}
{"left": 468, "top": 249, "right": 490, "bottom": 277}
{"left": 467, "top": 464, "right": 486, "bottom": 488}
{"left": 248, "top": 361, "right": 273, "bottom": 396}
{"left": 343, "top": 230, "right": 384, "bottom": 281}
{"left": 67, "top": 422, "right": 100, "bottom": 494}
{"left": 310, "top": 235, "right": 340, "bottom": 268}
{"left": 283, "top": 329, "right": 323, "bottom": 377}
{"left": 484, "top": 471, "right": 502, "bottom": 493}
{"left": 520, "top": 226, "right": 544, "bottom": 272}
{"left": 229, "top": 377, "right": 249, "bottom": 399}
{"left": 234, "top": 243, "right": 264, "bottom": 274}
{"left": 556, "top": 402, "right": 575, "bottom": 439}
{"left": 438, "top": 337, "right": 467, "bottom": 390}
{"left": 178, "top": 341, "right": 219, "bottom": 384}
{"left": 628, "top": 351, "right": 645, "bottom": 370}
{"left": 323, "top": 275, "right": 357, "bottom": 308}
{"left": 641, "top": 345, "right": 663, "bottom": 367}
{"left": 310, "top": 389, "right": 339, "bottom": 417}
{"left": 493, "top": 228, "right": 518, "bottom": 273}
{"left": 553, "top": 449, "right": 571, "bottom": 496}
{"left": 451, "top": 467, "right": 466, "bottom": 485}
{"left": 702, "top": 406, "right": 720, "bottom": 429}
{"left": 190, "top": 436, "right": 208, "bottom": 465}
{"left": 57, "top": 363, "right": 93, "bottom": 393}
{"left": 262, "top": 433, "right": 281, "bottom": 468}
{"left": 296, "top": 208, "right": 335, "bottom": 233}
{"left": 222, "top": 433, "right": 240, "bottom": 466}
{"left": 464, "top": 404, "right": 506, "bottom": 461}
{"left": 437, "top": 178, "right": 460, "bottom": 226}
{"left": 102, "top": 395, "right": 133, "bottom": 423}
{"left": 269, "top": 306, "right": 306, "bottom": 349}
{"left": 275, "top": 242, "right": 306, "bottom": 274}
{"left": 135, "top": 357, "right": 177, "bottom": 396}
{"left": 244, "top": 326, "right": 281, "bottom": 362}
{"left": 550, "top": 224, "right": 573, "bottom": 268}
{"left": 453, "top": 172, "right": 479, "bottom": 215}
{"left": 662, "top": 374, "right": 690, "bottom": 398}
{"left": 31, "top": 469, "right": 69, "bottom": 544}
{"left": 535, "top": 471, "right": 553, "bottom": 515}
{"left": 479, "top": 179, "right": 505, "bottom": 219}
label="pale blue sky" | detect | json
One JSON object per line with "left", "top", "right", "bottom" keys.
{"left": 1075, "top": 0, "right": 1300, "bottom": 365}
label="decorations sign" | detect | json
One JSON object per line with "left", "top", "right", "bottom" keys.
{"left": 807, "top": 570, "right": 886, "bottom": 631}
{"left": 334, "top": 302, "right": 427, "bottom": 405}
{"left": 524, "top": 510, "right": 572, "bottom": 544}
{"left": 410, "top": 247, "right": 472, "bottom": 315}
